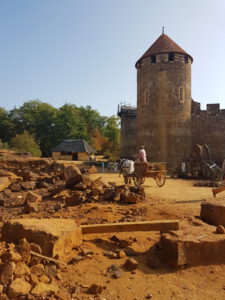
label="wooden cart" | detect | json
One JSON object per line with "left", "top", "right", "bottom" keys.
{"left": 133, "top": 162, "right": 167, "bottom": 188}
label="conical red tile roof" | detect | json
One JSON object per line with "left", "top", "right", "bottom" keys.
{"left": 135, "top": 34, "right": 193, "bottom": 67}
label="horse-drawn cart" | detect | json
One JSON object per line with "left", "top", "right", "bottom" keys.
{"left": 133, "top": 162, "right": 167, "bottom": 188}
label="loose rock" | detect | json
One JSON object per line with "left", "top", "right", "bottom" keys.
{"left": 216, "top": 225, "right": 225, "bottom": 234}
{"left": 124, "top": 258, "right": 139, "bottom": 271}
{"left": 8, "top": 278, "right": 31, "bottom": 298}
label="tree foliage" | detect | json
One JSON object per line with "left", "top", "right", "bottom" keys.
{"left": 0, "top": 100, "right": 120, "bottom": 157}
{"left": 0, "top": 107, "right": 15, "bottom": 142}
{"left": 10, "top": 131, "right": 41, "bottom": 157}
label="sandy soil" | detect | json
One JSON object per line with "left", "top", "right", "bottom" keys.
{"left": 2, "top": 155, "right": 225, "bottom": 300}
{"left": 54, "top": 172, "right": 225, "bottom": 300}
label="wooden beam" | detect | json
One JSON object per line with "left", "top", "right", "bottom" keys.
{"left": 81, "top": 220, "right": 179, "bottom": 234}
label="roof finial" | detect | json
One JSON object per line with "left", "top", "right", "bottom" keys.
{"left": 162, "top": 26, "right": 165, "bottom": 35}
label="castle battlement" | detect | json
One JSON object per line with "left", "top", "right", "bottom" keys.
{"left": 192, "top": 101, "right": 225, "bottom": 116}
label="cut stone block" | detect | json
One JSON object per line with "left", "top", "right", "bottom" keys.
{"left": 1, "top": 218, "right": 82, "bottom": 261}
{"left": 160, "top": 225, "right": 225, "bottom": 267}
{"left": 201, "top": 200, "right": 225, "bottom": 226}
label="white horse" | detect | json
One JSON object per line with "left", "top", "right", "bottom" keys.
{"left": 119, "top": 159, "right": 134, "bottom": 184}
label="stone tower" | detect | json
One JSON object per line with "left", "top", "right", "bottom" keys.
{"left": 136, "top": 33, "right": 193, "bottom": 171}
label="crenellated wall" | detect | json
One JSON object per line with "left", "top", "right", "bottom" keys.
{"left": 192, "top": 101, "right": 225, "bottom": 164}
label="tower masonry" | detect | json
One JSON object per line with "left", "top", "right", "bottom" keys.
{"left": 136, "top": 34, "right": 192, "bottom": 171}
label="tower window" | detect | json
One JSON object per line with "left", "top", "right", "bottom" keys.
{"left": 169, "top": 53, "right": 174, "bottom": 61}
{"left": 179, "top": 87, "right": 184, "bottom": 102}
{"left": 151, "top": 55, "right": 156, "bottom": 64}
{"left": 185, "top": 56, "right": 188, "bottom": 64}
{"left": 144, "top": 89, "right": 150, "bottom": 104}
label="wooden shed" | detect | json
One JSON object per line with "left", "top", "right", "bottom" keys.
{"left": 51, "top": 139, "right": 96, "bottom": 161}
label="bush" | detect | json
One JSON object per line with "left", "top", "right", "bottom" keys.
{"left": 0, "top": 139, "right": 9, "bottom": 149}
{"left": 10, "top": 131, "right": 41, "bottom": 157}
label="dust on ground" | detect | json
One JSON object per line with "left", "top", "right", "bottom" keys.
{"left": 1, "top": 155, "right": 225, "bottom": 300}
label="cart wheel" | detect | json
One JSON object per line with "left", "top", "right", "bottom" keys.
{"left": 133, "top": 176, "right": 144, "bottom": 188}
{"left": 155, "top": 173, "right": 166, "bottom": 187}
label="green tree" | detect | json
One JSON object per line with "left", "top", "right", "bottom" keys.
{"left": 10, "top": 100, "right": 57, "bottom": 155}
{"left": 102, "top": 116, "right": 120, "bottom": 149}
{"left": 10, "top": 131, "right": 41, "bottom": 157}
{"left": 0, "top": 107, "right": 16, "bottom": 142}
{"left": 53, "top": 104, "right": 88, "bottom": 143}
{"left": 79, "top": 105, "right": 105, "bottom": 134}
{"left": 6, "top": 100, "right": 121, "bottom": 157}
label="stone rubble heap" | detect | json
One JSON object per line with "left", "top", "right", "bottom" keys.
{"left": 0, "top": 156, "right": 146, "bottom": 217}
{"left": 0, "top": 238, "right": 60, "bottom": 299}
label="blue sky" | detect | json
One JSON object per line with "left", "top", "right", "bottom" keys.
{"left": 0, "top": 0, "right": 224, "bottom": 115}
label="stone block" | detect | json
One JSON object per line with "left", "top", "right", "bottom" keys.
{"left": 1, "top": 218, "right": 82, "bottom": 261}
{"left": 201, "top": 200, "right": 225, "bottom": 226}
{"left": 160, "top": 227, "right": 225, "bottom": 267}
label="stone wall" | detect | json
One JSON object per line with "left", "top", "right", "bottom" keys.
{"left": 136, "top": 53, "right": 192, "bottom": 171}
{"left": 52, "top": 152, "right": 89, "bottom": 161}
{"left": 78, "top": 152, "right": 89, "bottom": 161}
{"left": 52, "top": 152, "right": 72, "bottom": 161}
{"left": 192, "top": 101, "right": 225, "bottom": 165}
{"left": 118, "top": 106, "right": 137, "bottom": 159}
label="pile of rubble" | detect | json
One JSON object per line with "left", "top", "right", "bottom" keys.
{"left": 0, "top": 153, "right": 146, "bottom": 221}
{"left": 0, "top": 238, "right": 61, "bottom": 299}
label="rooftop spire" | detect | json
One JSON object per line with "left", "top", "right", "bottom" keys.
{"left": 162, "top": 26, "right": 165, "bottom": 35}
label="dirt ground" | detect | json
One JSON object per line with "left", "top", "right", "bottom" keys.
{"left": 1, "top": 155, "right": 225, "bottom": 300}
{"left": 55, "top": 171, "right": 225, "bottom": 300}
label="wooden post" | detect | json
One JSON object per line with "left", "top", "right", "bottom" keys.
{"left": 81, "top": 220, "right": 179, "bottom": 234}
